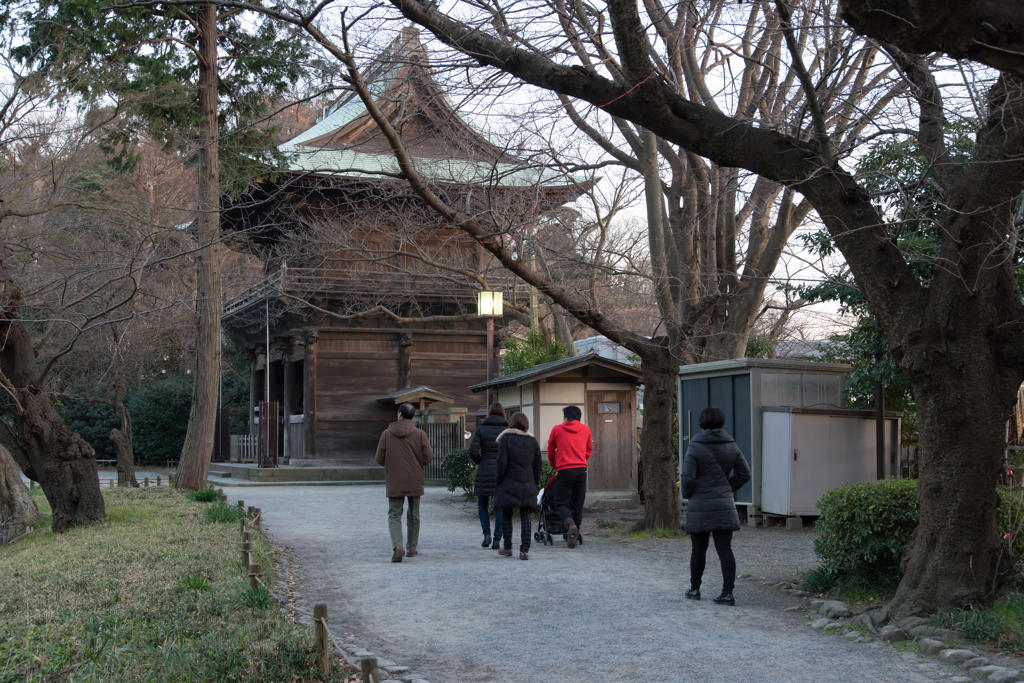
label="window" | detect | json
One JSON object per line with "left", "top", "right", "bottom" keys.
{"left": 597, "top": 402, "right": 621, "bottom": 414}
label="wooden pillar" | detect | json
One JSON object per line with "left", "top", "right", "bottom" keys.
{"left": 283, "top": 357, "right": 294, "bottom": 463}
{"left": 398, "top": 333, "right": 413, "bottom": 390}
{"left": 249, "top": 360, "right": 258, "bottom": 437}
{"left": 303, "top": 333, "right": 317, "bottom": 461}
{"left": 268, "top": 357, "right": 279, "bottom": 405}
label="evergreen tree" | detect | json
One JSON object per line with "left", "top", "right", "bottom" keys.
{"left": 22, "top": 0, "right": 308, "bottom": 488}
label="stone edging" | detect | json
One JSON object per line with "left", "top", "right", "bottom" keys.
{"left": 336, "top": 641, "right": 431, "bottom": 683}
{"left": 762, "top": 579, "right": 1024, "bottom": 683}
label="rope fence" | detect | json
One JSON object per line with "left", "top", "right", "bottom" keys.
{"left": 230, "top": 492, "right": 380, "bottom": 682}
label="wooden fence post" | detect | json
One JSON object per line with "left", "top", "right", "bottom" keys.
{"left": 360, "top": 657, "right": 379, "bottom": 683}
{"left": 248, "top": 562, "right": 261, "bottom": 591}
{"left": 242, "top": 531, "right": 251, "bottom": 544}
{"left": 157, "top": 476, "right": 161, "bottom": 487}
{"left": 29, "top": 479, "right": 34, "bottom": 489}
{"left": 144, "top": 477, "right": 149, "bottom": 487}
{"left": 237, "top": 500, "right": 245, "bottom": 512}
{"left": 241, "top": 518, "right": 248, "bottom": 535}
{"left": 253, "top": 508, "right": 262, "bottom": 530}
{"left": 241, "top": 541, "right": 252, "bottom": 568}
{"left": 314, "top": 604, "right": 329, "bottom": 674}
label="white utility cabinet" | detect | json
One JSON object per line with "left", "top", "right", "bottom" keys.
{"left": 761, "top": 407, "right": 901, "bottom": 516}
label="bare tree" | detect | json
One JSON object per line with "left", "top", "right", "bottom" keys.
{"left": 337, "top": 0, "right": 1024, "bottom": 617}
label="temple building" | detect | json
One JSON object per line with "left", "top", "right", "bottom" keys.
{"left": 220, "top": 28, "right": 586, "bottom": 467}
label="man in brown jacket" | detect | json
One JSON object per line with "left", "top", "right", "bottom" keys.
{"left": 375, "top": 402, "right": 434, "bottom": 562}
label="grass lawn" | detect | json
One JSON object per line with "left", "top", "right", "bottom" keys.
{"left": 0, "top": 486, "right": 350, "bottom": 682}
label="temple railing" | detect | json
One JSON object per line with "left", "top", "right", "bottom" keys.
{"left": 223, "top": 265, "right": 530, "bottom": 318}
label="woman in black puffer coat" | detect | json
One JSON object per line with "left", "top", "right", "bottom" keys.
{"left": 469, "top": 403, "right": 508, "bottom": 548}
{"left": 494, "top": 411, "right": 542, "bottom": 560}
{"left": 680, "top": 406, "right": 751, "bottom": 606}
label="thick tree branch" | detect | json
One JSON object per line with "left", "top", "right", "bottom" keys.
{"left": 839, "top": 0, "right": 1024, "bottom": 77}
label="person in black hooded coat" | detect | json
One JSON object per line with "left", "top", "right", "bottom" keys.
{"left": 680, "top": 406, "right": 751, "bottom": 605}
{"left": 469, "top": 403, "right": 508, "bottom": 548}
{"left": 494, "top": 412, "right": 542, "bottom": 560}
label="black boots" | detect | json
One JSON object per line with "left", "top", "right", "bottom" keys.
{"left": 713, "top": 593, "right": 736, "bottom": 606}
{"left": 482, "top": 533, "right": 491, "bottom": 548}
{"left": 491, "top": 536, "right": 501, "bottom": 549}
{"left": 685, "top": 589, "right": 701, "bottom": 601}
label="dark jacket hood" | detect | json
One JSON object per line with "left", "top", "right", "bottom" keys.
{"left": 692, "top": 428, "right": 735, "bottom": 445}
{"left": 481, "top": 415, "right": 509, "bottom": 427}
{"left": 388, "top": 420, "right": 417, "bottom": 438}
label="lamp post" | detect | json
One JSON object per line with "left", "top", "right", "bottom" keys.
{"left": 477, "top": 290, "right": 504, "bottom": 406}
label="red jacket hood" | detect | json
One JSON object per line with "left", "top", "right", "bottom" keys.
{"left": 561, "top": 420, "right": 584, "bottom": 432}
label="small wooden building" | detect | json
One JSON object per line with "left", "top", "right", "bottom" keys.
{"left": 470, "top": 354, "right": 642, "bottom": 491}
{"left": 220, "top": 28, "right": 585, "bottom": 467}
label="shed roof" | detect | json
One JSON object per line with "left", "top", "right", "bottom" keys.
{"left": 677, "top": 358, "right": 851, "bottom": 377}
{"left": 376, "top": 386, "right": 455, "bottom": 405}
{"left": 469, "top": 353, "right": 642, "bottom": 393}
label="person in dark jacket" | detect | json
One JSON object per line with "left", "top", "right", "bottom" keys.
{"left": 469, "top": 403, "right": 508, "bottom": 549}
{"left": 680, "top": 406, "right": 752, "bottom": 605}
{"left": 494, "top": 412, "right": 543, "bottom": 560}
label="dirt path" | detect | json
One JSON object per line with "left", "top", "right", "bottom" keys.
{"left": 225, "top": 484, "right": 952, "bottom": 683}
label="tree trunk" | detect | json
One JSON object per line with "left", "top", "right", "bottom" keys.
{"left": 0, "top": 247, "right": 105, "bottom": 532}
{"left": 177, "top": 2, "right": 222, "bottom": 490}
{"left": 0, "top": 443, "right": 39, "bottom": 545}
{"left": 887, "top": 355, "right": 1016, "bottom": 618}
{"left": 638, "top": 348, "right": 680, "bottom": 530}
{"left": 113, "top": 388, "right": 138, "bottom": 486}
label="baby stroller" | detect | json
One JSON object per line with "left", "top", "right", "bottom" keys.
{"left": 534, "top": 472, "right": 568, "bottom": 546}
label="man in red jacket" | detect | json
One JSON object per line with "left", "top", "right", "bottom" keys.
{"left": 547, "top": 405, "right": 592, "bottom": 548}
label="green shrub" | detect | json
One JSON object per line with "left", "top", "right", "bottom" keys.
{"left": 241, "top": 584, "right": 274, "bottom": 611}
{"left": 179, "top": 570, "right": 211, "bottom": 592}
{"left": 441, "top": 448, "right": 475, "bottom": 495}
{"left": 814, "top": 479, "right": 919, "bottom": 590}
{"left": 185, "top": 487, "right": 221, "bottom": 503}
{"left": 801, "top": 564, "right": 842, "bottom": 593}
{"left": 59, "top": 398, "right": 121, "bottom": 461}
{"left": 539, "top": 460, "right": 555, "bottom": 492}
{"left": 128, "top": 376, "right": 192, "bottom": 463}
{"left": 934, "top": 592, "right": 1024, "bottom": 652}
{"left": 205, "top": 502, "right": 247, "bottom": 524}
{"left": 813, "top": 481, "right": 1024, "bottom": 593}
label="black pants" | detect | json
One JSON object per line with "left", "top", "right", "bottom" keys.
{"left": 690, "top": 530, "right": 736, "bottom": 594}
{"left": 501, "top": 507, "right": 532, "bottom": 553}
{"left": 554, "top": 467, "right": 586, "bottom": 528}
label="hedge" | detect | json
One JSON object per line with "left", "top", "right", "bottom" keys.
{"left": 815, "top": 479, "right": 1023, "bottom": 590}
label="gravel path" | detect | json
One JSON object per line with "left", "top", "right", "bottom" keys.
{"left": 225, "top": 484, "right": 952, "bottom": 683}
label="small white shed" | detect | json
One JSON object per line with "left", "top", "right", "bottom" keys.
{"left": 761, "top": 407, "right": 902, "bottom": 516}
{"left": 469, "top": 354, "right": 642, "bottom": 491}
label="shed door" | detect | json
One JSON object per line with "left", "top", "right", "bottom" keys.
{"left": 679, "top": 374, "right": 752, "bottom": 504}
{"left": 586, "top": 390, "right": 634, "bottom": 490}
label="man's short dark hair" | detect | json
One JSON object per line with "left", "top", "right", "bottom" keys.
{"left": 699, "top": 406, "right": 725, "bottom": 430}
{"left": 563, "top": 405, "right": 582, "bottom": 422}
{"left": 398, "top": 403, "right": 416, "bottom": 420}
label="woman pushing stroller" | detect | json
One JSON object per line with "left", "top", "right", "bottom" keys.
{"left": 495, "top": 412, "right": 542, "bottom": 560}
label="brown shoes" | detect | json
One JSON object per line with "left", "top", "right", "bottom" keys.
{"left": 392, "top": 545, "right": 405, "bottom": 563}
{"left": 519, "top": 552, "right": 529, "bottom": 560}
{"left": 498, "top": 548, "right": 513, "bottom": 556}
{"left": 406, "top": 550, "right": 418, "bottom": 557}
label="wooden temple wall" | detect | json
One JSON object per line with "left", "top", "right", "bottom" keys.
{"left": 305, "top": 329, "right": 491, "bottom": 465}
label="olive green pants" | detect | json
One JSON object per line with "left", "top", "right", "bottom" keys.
{"left": 388, "top": 496, "right": 420, "bottom": 551}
